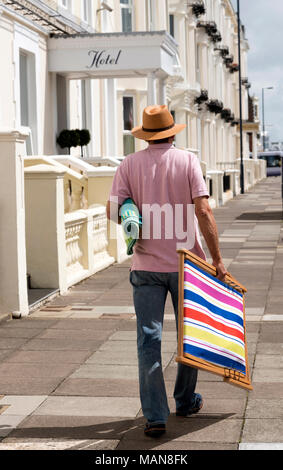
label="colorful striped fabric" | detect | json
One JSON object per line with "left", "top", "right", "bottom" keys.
{"left": 183, "top": 259, "right": 246, "bottom": 374}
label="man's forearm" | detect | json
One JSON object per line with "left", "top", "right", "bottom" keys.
{"left": 196, "top": 207, "right": 222, "bottom": 262}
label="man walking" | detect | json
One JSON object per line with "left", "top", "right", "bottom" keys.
{"left": 107, "top": 105, "right": 227, "bottom": 438}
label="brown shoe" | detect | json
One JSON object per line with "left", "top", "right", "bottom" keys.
{"left": 144, "top": 422, "right": 166, "bottom": 438}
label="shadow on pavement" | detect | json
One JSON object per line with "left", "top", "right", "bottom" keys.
{"left": 236, "top": 211, "right": 282, "bottom": 221}
{"left": 6, "top": 412, "right": 235, "bottom": 450}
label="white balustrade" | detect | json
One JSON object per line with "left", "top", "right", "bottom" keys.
{"left": 64, "top": 206, "right": 114, "bottom": 288}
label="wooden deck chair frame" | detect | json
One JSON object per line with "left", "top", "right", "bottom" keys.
{"left": 176, "top": 249, "right": 252, "bottom": 391}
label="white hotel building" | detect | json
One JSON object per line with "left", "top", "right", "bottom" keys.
{"left": 0, "top": 0, "right": 265, "bottom": 317}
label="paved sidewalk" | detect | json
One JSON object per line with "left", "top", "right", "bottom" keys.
{"left": 0, "top": 177, "right": 282, "bottom": 450}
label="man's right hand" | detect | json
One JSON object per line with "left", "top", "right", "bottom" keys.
{"left": 212, "top": 259, "right": 227, "bottom": 281}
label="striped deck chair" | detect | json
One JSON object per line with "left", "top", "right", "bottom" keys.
{"left": 176, "top": 249, "right": 252, "bottom": 391}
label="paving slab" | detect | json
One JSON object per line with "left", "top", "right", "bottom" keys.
{"left": 52, "top": 378, "right": 140, "bottom": 397}
{"left": 0, "top": 362, "right": 79, "bottom": 379}
{"left": 37, "top": 329, "right": 112, "bottom": 341}
{"left": 241, "top": 419, "right": 283, "bottom": 443}
{"left": 0, "top": 328, "right": 44, "bottom": 339}
{"left": 0, "top": 377, "right": 63, "bottom": 395}
{"left": 239, "top": 443, "right": 283, "bottom": 450}
{"left": 254, "top": 354, "right": 283, "bottom": 368}
{"left": 69, "top": 364, "right": 140, "bottom": 380}
{"left": 252, "top": 369, "right": 283, "bottom": 383}
{"left": 0, "top": 350, "right": 15, "bottom": 362}
{"left": 2, "top": 319, "right": 59, "bottom": 329}
{"left": 32, "top": 396, "right": 141, "bottom": 418}
{"left": 0, "top": 438, "right": 119, "bottom": 450}
{"left": 0, "top": 396, "right": 47, "bottom": 416}
{"left": 245, "top": 399, "right": 283, "bottom": 419}
{"left": 4, "top": 350, "right": 91, "bottom": 364}
{"left": 248, "top": 383, "right": 283, "bottom": 399}
{"left": 48, "top": 318, "right": 121, "bottom": 330}
{"left": 257, "top": 343, "right": 283, "bottom": 355}
{"left": 0, "top": 338, "right": 30, "bottom": 350}
{"left": 19, "top": 338, "right": 103, "bottom": 351}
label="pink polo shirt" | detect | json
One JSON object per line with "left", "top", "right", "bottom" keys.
{"left": 109, "top": 143, "right": 209, "bottom": 272}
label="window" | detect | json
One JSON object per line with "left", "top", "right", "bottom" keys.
{"left": 82, "top": 0, "right": 92, "bottom": 24}
{"left": 20, "top": 52, "right": 29, "bottom": 127}
{"left": 81, "top": 80, "right": 87, "bottom": 129}
{"left": 123, "top": 96, "right": 135, "bottom": 155}
{"left": 147, "top": 0, "right": 155, "bottom": 31}
{"left": 60, "top": 0, "right": 72, "bottom": 12}
{"left": 196, "top": 44, "right": 200, "bottom": 83}
{"left": 19, "top": 51, "right": 37, "bottom": 155}
{"left": 120, "top": 0, "right": 133, "bottom": 32}
{"left": 169, "top": 14, "right": 174, "bottom": 37}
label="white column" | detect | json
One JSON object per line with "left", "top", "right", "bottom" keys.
{"left": 103, "top": 78, "right": 118, "bottom": 157}
{"left": 24, "top": 166, "right": 67, "bottom": 295}
{"left": 158, "top": 78, "right": 166, "bottom": 105}
{"left": 0, "top": 129, "right": 29, "bottom": 317}
{"left": 252, "top": 132, "right": 257, "bottom": 159}
{"left": 175, "top": 110, "right": 187, "bottom": 148}
{"left": 147, "top": 72, "right": 157, "bottom": 105}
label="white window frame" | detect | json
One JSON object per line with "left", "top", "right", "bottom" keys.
{"left": 147, "top": 0, "right": 155, "bottom": 31}
{"left": 60, "top": 0, "right": 69, "bottom": 9}
{"left": 14, "top": 24, "right": 40, "bottom": 156}
{"left": 19, "top": 50, "right": 37, "bottom": 156}
{"left": 81, "top": 0, "right": 92, "bottom": 25}
{"left": 120, "top": 0, "right": 134, "bottom": 32}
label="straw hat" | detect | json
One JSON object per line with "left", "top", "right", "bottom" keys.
{"left": 131, "top": 105, "right": 186, "bottom": 141}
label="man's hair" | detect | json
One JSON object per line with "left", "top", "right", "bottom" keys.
{"left": 148, "top": 137, "right": 174, "bottom": 144}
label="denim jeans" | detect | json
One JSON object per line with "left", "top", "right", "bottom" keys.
{"left": 129, "top": 270, "right": 198, "bottom": 425}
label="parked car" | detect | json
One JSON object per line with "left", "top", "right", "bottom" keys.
{"left": 257, "top": 151, "right": 283, "bottom": 176}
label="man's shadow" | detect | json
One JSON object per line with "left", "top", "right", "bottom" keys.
{"left": 4, "top": 411, "right": 235, "bottom": 450}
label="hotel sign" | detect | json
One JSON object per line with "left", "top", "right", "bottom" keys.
{"left": 48, "top": 32, "right": 178, "bottom": 78}
{"left": 87, "top": 49, "right": 122, "bottom": 69}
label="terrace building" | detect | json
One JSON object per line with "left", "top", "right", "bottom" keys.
{"left": 0, "top": 0, "right": 265, "bottom": 317}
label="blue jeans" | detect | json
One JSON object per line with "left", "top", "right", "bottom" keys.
{"left": 129, "top": 270, "right": 198, "bottom": 425}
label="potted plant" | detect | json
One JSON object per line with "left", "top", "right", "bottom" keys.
{"left": 191, "top": 1, "right": 206, "bottom": 18}
{"left": 211, "top": 32, "right": 222, "bottom": 43}
{"left": 231, "top": 119, "right": 239, "bottom": 127}
{"left": 77, "top": 129, "right": 91, "bottom": 158}
{"left": 206, "top": 99, "right": 223, "bottom": 114}
{"left": 221, "top": 108, "right": 232, "bottom": 122}
{"left": 194, "top": 89, "right": 208, "bottom": 105}
{"left": 219, "top": 46, "right": 229, "bottom": 57}
{"left": 206, "top": 21, "right": 218, "bottom": 36}
{"left": 57, "top": 129, "right": 80, "bottom": 155}
{"left": 224, "top": 55, "right": 234, "bottom": 67}
{"left": 229, "top": 63, "right": 239, "bottom": 73}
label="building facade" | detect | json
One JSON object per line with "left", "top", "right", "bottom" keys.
{"left": 0, "top": 0, "right": 265, "bottom": 316}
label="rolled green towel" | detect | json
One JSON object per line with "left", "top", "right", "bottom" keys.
{"left": 120, "top": 198, "right": 142, "bottom": 255}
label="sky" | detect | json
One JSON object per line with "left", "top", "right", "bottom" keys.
{"left": 230, "top": 0, "right": 283, "bottom": 143}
